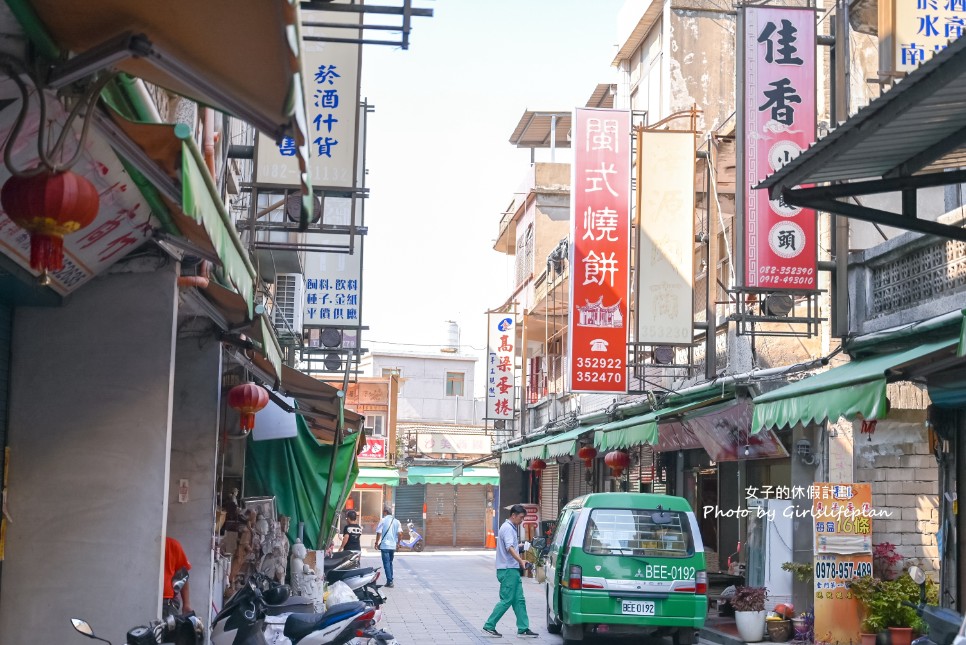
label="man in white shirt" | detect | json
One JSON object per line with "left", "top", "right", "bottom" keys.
{"left": 482, "top": 504, "right": 538, "bottom": 638}
{"left": 374, "top": 506, "right": 402, "bottom": 588}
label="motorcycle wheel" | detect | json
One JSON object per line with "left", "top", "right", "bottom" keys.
{"left": 413, "top": 540, "right": 425, "bottom": 552}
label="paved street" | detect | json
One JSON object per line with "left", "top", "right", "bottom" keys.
{"left": 360, "top": 549, "right": 718, "bottom": 645}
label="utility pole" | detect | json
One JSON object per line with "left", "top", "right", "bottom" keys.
{"left": 831, "top": 0, "right": 851, "bottom": 338}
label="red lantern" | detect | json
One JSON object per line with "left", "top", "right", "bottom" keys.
{"left": 227, "top": 382, "right": 270, "bottom": 433}
{"left": 604, "top": 450, "right": 630, "bottom": 477}
{"left": 0, "top": 170, "right": 99, "bottom": 275}
{"left": 577, "top": 446, "right": 598, "bottom": 467}
{"left": 529, "top": 458, "right": 547, "bottom": 473}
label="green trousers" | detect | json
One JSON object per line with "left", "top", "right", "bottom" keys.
{"left": 484, "top": 567, "right": 529, "bottom": 632}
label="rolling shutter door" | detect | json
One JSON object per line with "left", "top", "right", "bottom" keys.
{"left": 454, "top": 484, "right": 487, "bottom": 547}
{"left": 394, "top": 483, "right": 426, "bottom": 534}
{"left": 566, "top": 461, "right": 592, "bottom": 501}
{"left": 539, "top": 464, "right": 559, "bottom": 523}
{"left": 426, "top": 484, "right": 457, "bottom": 546}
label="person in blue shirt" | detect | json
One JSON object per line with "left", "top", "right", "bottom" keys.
{"left": 483, "top": 504, "right": 538, "bottom": 638}
{"left": 374, "top": 506, "right": 402, "bottom": 587}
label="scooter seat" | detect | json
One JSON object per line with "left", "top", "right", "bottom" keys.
{"left": 326, "top": 566, "right": 375, "bottom": 583}
{"left": 283, "top": 601, "right": 367, "bottom": 642}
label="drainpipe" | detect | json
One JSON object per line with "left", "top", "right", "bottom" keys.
{"left": 203, "top": 108, "right": 217, "bottom": 178}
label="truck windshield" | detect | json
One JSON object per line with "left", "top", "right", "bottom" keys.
{"left": 583, "top": 508, "right": 694, "bottom": 558}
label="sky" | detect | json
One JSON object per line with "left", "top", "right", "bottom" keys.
{"left": 359, "top": 0, "right": 626, "bottom": 387}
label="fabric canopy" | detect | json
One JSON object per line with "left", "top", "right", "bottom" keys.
{"left": 405, "top": 466, "right": 500, "bottom": 486}
{"left": 356, "top": 467, "right": 400, "bottom": 486}
{"left": 752, "top": 338, "right": 958, "bottom": 432}
{"left": 245, "top": 417, "right": 360, "bottom": 550}
{"left": 500, "top": 447, "right": 522, "bottom": 467}
{"left": 520, "top": 441, "right": 548, "bottom": 462}
{"left": 595, "top": 415, "right": 658, "bottom": 451}
{"left": 543, "top": 425, "right": 598, "bottom": 459}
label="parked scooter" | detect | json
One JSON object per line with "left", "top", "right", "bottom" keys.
{"left": 325, "top": 566, "right": 386, "bottom": 608}
{"left": 397, "top": 521, "right": 424, "bottom": 552}
{"left": 908, "top": 565, "right": 965, "bottom": 645}
{"left": 71, "top": 615, "right": 205, "bottom": 645}
{"left": 211, "top": 577, "right": 394, "bottom": 645}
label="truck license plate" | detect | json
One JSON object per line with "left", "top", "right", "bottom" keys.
{"left": 621, "top": 600, "right": 656, "bottom": 616}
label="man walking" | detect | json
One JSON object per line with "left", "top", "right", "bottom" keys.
{"left": 374, "top": 506, "right": 402, "bottom": 588}
{"left": 483, "top": 504, "right": 538, "bottom": 638}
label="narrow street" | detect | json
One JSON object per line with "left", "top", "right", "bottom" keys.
{"left": 361, "top": 549, "right": 717, "bottom": 645}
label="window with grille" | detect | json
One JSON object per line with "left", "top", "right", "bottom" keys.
{"left": 583, "top": 508, "right": 694, "bottom": 558}
{"left": 445, "top": 372, "right": 464, "bottom": 397}
{"left": 514, "top": 225, "right": 534, "bottom": 287}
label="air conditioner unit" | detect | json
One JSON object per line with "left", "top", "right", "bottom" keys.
{"left": 273, "top": 273, "right": 305, "bottom": 338}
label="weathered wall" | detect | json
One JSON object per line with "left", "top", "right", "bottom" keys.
{"left": 0, "top": 264, "right": 178, "bottom": 643}
{"left": 168, "top": 331, "right": 222, "bottom": 622}
{"left": 854, "top": 400, "right": 940, "bottom": 577}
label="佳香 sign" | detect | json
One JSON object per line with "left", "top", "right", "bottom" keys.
{"left": 569, "top": 108, "right": 631, "bottom": 394}
{"left": 742, "top": 7, "right": 817, "bottom": 290}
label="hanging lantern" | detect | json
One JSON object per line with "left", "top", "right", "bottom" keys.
{"left": 0, "top": 170, "right": 99, "bottom": 277}
{"left": 604, "top": 450, "right": 630, "bottom": 478}
{"left": 227, "top": 382, "right": 270, "bottom": 433}
{"left": 577, "top": 446, "right": 598, "bottom": 468}
{"left": 529, "top": 458, "right": 547, "bottom": 473}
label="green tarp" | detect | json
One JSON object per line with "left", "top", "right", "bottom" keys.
{"left": 520, "top": 440, "right": 548, "bottom": 461}
{"left": 405, "top": 466, "right": 500, "bottom": 485}
{"left": 245, "top": 416, "right": 360, "bottom": 549}
{"left": 752, "top": 338, "right": 957, "bottom": 432}
{"left": 500, "top": 447, "right": 522, "bottom": 467}
{"left": 356, "top": 467, "right": 400, "bottom": 486}
{"left": 544, "top": 425, "right": 597, "bottom": 459}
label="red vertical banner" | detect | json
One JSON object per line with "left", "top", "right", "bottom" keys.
{"left": 743, "top": 7, "right": 817, "bottom": 290}
{"left": 569, "top": 108, "right": 630, "bottom": 394}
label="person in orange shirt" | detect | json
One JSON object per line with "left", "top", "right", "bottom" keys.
{"left": 164, "top": 536, "right": 192, "bottom": 616}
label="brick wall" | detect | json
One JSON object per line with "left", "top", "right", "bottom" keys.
{"left": 854, "top": 418, "right": 940, "bottom": 577}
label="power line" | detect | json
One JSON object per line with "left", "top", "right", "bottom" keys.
{"left": 367, "top": 338, "right": 488, "bottom": 351}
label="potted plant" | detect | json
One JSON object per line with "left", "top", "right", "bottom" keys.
{"left": 731, "top": 586, "right": 768, "bottom": 642}
{"left": 872, "top": 542, "right": 904, "bottom": 581}
{"left": 849, "top": 575, "right": 883, "bottom": 645}
{"left": 855, "top": 575, "right": 925, "bottom": 645}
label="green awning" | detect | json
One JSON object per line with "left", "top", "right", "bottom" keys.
{"left": 594, "top": 415, "right": 658, "bottom": 451}
{"left": 405, "top": 466, "right": 500, "bottom": 486}
{"left": 244, "top": 417, "right": 359, "bottom": 550}
{"left": 544, "top": 425, "right": 598, "bottom": 459}
{"left": 752, "top": 338, "right": 958, "bottom": 432}
{"left": 356, "top": 467, "right": 400, "bottom": 486}
{"left": 501, "top": 447, "right": 522, "bottom": 467}
{"left": 520, "top": 441, "right": 548, "bottom": 461}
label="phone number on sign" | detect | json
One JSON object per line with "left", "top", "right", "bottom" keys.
{"left": 814, "top": 560, "right": 872, "bottom": 580}
{"left": 757, "top": 275, "right": 814, "bottom": 286}
{"left": 575, "top": 371, "right": 623, "bottom": 384}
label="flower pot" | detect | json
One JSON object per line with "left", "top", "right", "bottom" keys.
{"left": 859, "top": 633, "right": 877, "bottom": 645}
{"left": 888, "top": 627, "right": 913, "bottom": 645}
{"left": 765, "top": 619, "right": 792, "bottom": 642}
{"left": 735, "top": 610, "right": 767, "bottom": 642}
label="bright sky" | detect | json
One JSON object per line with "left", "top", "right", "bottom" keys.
{"left": 360, "top": 1, "right": 626, "bottom": 388}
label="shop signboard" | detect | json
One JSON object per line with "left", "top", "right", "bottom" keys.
{"left": 569, "top": 107, "right": 631, "bottom": 393}
{"left": 740, "top": 7, "right": 817, "bottom": 290}
{"left": 359, "top": 437, "right": 386, "bottom": 460}
{"left": 255, "top": 2, "right": 361, "bottom": 189}
{"left": 887, "top": 0, "right": 965, "bottom": 75}
{"left": 812, "top": 482, "right": 874, "bottom": 644}
{"left": 486, "top": 313, "right": 516, "bottom": 420}
{"left": 637, "top": 130, "right": 695, "bottom": 345}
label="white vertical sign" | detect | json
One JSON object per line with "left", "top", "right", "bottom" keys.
{"left": 637, "top": 131, "right": 695, "bottom": 345}
{"left": 255, "top": 3, "right": 361, "bottom": 188}
{"left": 486, "top": 314, "right": 516, "bottom": 420}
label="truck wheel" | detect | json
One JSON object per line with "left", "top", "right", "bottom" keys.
{"left": 413, "top": 541, "right": 425, "bottom": 552}
{"left": 674, "top": 628, "right": 696, "bottom": 645}
{"left": 545, "top": 589, "right": 561, "bottom": 634}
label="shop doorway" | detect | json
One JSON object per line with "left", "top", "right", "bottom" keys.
{"left": 347, "top": 488, "right": 383, "bottom": 538}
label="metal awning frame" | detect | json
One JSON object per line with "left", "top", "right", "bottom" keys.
{"left": 759, "top": 33, "right": 966, "bottom": 243}
{"left": 778, "top": 169, "right": 966, "bottom": 243}
{"left": 48, "top": 32, "right": 298, "bottom": 142}
{"left": 300, "top": 0, "right": 434, "bottom": 50}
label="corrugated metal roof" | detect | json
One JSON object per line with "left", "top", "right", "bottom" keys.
{"left": 759, "top": 33, "right": 966, "bottom": 194}
{"left": 508, "top": 110, "right": 572, "bottom": 149}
